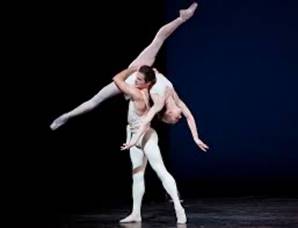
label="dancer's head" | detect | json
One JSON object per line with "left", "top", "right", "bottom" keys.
{"left": 163, "top": 88, "right": 183, "bottom": 124}
{"left": 157, "top": 92, "right": 182, "bottom": 124}
{"left": 135, "top": 65, "right": 156, "bottom": 89}
{"left": 162, "top": 100, "right": 183, "bottom": 124}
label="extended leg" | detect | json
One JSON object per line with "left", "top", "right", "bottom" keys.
{"left": 129, "top": 2, "right": 198, "bottom": 68}
{"left": 50, "top": 82, "right": 121, "bottom": 130}
{"left": 142, "top": 129, "right": 187, "bottom": 224}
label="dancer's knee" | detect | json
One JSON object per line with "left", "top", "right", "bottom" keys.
{"left": 156, "top": 27, "right": 171, "bottom": 41}
{"left": 92, "top": 83, "right": 120, "bottom": 104}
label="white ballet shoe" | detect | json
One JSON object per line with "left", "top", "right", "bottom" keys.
{"left": 119, "top": 214, "right": 142, "bottom": 223}
{"left": 50, "top": 114, "right": 68, "bottom": 130}
{"left": 179, "top": 2, "right": 198, "bottom": 22}
{"left": 176, "top": 208, "right": 187, "bottom": 224}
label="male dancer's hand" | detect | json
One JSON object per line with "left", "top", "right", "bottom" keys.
{"left": 179, "top": 2, "right": 198, "bottom": 22}
{"left": 120, "top": 120, "right": 150, "bottom": 151}
{"left": 194, "top": 138, "right": 209, "bottom": 152}
{"left": 120, "top": 132, "right": 140, "bottom": 151}
{"left": 120, "top": 143, "right": 133, "bottom": 151}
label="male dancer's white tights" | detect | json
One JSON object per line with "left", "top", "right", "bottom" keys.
{"left": 120, "top": 128, "right": 186, "bottom": 224}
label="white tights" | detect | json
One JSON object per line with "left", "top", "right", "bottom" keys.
{"left": 120, "top": 128, "right": 186, "bottom": 224}
{"left": 50, "top": 13, "right": 187, "bottom": 130}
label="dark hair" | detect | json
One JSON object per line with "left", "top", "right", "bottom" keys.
{"left": 138, "top": 65, "right": 156, "bottom": 85}
{"left": 138, "top": 65, "right": 156, "bottom": 107}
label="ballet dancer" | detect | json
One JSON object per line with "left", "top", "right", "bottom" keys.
{"left": 113, "top": 66, "right": 187, "bottom": 224}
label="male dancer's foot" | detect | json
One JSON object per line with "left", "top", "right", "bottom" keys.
{"left": 179, "top": 2, "right": 198, "bottom": 22}
{"left": 119, "top": 213, "right": 142, "bottom": 223}
{"left": 175, "top": 207, "right": 187, "bottom": 224}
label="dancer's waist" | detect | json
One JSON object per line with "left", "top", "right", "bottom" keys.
{"left": 128, "top": 122, "right": 150, "bottom": 134}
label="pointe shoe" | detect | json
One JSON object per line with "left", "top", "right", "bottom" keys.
{"left": 176, "top": 208, "right": 187, "bottom": 224}
{"left": 119, "top": 214, "right": 142, "bottom": 223}
{"left": 50, "top": 114, "right": 68, "bottom": 130}
{"left": 179, "top": 2, "right": 198, "bottom": 22}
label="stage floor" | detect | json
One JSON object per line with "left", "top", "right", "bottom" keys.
{"left": 46, "top": 197, "right": 298, "bottom": 227}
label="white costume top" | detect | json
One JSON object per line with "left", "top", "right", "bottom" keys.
{"left": 127, "top": 91, "right": 150, "bottom": 134}
{"left": 125, "top": 69, "right": 171, "bottom": 143}
{"left": 127, "top": 100, "right": 143, "bottom": 134}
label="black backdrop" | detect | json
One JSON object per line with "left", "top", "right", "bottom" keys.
{"left": 9, "top": 0, "right": 298, "bottom": 225}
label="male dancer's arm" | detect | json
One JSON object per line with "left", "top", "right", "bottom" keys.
{"left": 113, "top": 67, "right": 139, "bottom": 97}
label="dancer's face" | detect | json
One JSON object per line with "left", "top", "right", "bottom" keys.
{"left": 134, "top": 72, "right": 150, "bottom": 89}
{"left": 163, "top": 108, "right": 182, "bottom": 124}
{"left": 162, "top": 101, "right": 183, "bottom": 124}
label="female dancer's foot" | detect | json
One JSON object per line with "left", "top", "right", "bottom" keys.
{"left": 179, "top": 2, "right": 198, "bottom": 22}
{"left": 50, "top": 114, "right": 68, "bottom": 130}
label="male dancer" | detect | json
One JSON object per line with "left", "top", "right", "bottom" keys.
{"left": 113, "top": 66, "right": 187, "bottom": 224}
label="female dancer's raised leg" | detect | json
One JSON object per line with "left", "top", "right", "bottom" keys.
{"left": 129, "top": 2, "right": 198, "bottom": 68}
{"left": 50, "top": 2, "right": 198, "bottom": 130}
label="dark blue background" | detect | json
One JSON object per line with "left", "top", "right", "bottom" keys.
{"left": 165, "top": 0, "right": 298, "bottom": 182}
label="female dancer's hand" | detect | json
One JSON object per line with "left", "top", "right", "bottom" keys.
{"left": 194, "top": 138, "right": 209, "bottom": 152}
